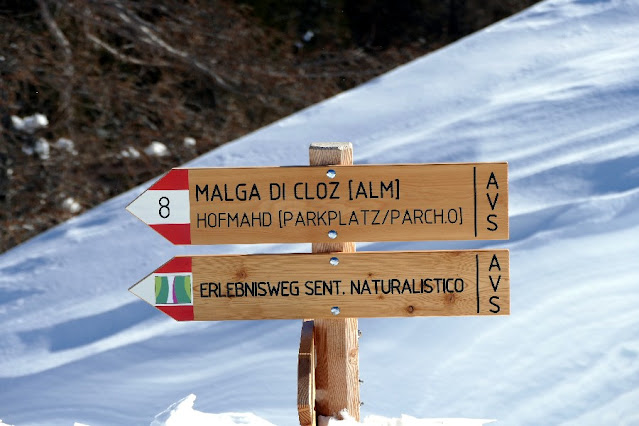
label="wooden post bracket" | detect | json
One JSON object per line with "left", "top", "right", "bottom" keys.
{"left": 298, "top": 320, "right": 316, "bottom": 426}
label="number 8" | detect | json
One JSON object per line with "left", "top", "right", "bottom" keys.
{"left": 159, "top": 197, "right": 170, "bottom": 218}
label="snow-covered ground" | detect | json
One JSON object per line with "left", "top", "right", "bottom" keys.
{"left": 2, "top": 0, "right": 639, "bottom": 424}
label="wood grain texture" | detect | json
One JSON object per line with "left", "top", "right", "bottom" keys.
{"left": 313, "top": 317, "right": 359, "bottom": 420}
{"left": 308, "top": 142, "right": 353, "bottom": 167}
{"left": 189, "top": 250, "right": 510, "bottom": 320}
{"left": 185, "top": 162, "right": 508, "bottom": 244}
{"left": 298, "top": 320, "right": 316, "bottom": 426}
{"left": 310, "top": 143, "right": 360, "bottom": 421}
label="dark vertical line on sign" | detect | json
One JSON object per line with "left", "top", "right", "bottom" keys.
{"left": 476, "top": 254, "right": 480, "bottom": 314}
{"left": 473, "top": 167, "right": 478, "bottom": 238}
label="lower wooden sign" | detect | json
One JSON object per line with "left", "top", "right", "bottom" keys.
{"left": 129, "top": 250, "right": 509, "bottom": 321}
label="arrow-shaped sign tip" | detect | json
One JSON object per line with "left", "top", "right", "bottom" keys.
{"left": 126, "top": 169, "right": 192, "bottom": 244}
{"left": 129, "top": 258, "right": 195, "bottom": 321}
{"left": 128, "top": 274, "right": 155, "bottom": 304}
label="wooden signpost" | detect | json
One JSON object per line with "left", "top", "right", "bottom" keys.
{"left": 126, "top": 163, "right": 508, "bottom": 244}
{"left": 127, "top": 142, "right": 510, "bottom": 426}
{"left": 128, "top": 250, "right": 510, "bottom": 321}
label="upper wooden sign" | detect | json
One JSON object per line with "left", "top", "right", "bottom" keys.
{"left": 126, "top": 163, "right": 508, "bottom": 244}
{"left": 129, "top": 250, "right": 509, "bottom": 321}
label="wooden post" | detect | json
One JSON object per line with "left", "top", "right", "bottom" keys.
{"left": 309, "top": 142, "right": 360, "bottom": 421}
{"left": 298, "top": 320, "right": 316, "bottom": 426}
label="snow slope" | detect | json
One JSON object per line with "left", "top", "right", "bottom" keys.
{"left": 2, "top": 0, "right": 639, "bottom": 424}
{"left": 152, "top": 394, "right": 493, "bottom": 426}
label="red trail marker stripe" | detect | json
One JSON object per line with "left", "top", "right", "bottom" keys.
{"left": 150, "top": 224, "right": 191, "bottom": 245}
{"left": 155, "top": 256, "right": 192, "bottom": 273}
{"left": 149, "top": 168, "right": 189, "bottom": 191}
{"left": 156, "top": 305, "right": 194, "bottom": 321}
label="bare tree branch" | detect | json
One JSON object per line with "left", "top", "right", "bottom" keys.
{"left": 36, "top": 0, "right": 74, "bottom": 120}
{"left": 61, "top": 0, "right": 242, "bottom": 96}
{"left": 105, "top": 0, "right": 240, "bottom": 94}
{"left": 86, "top": 32, "right": 170, "bottom": 67}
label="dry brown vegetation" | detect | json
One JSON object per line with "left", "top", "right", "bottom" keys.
{"left": 0, "top": 0, "right": 536, "bottom": 252}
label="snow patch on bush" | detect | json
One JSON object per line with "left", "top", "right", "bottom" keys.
{"left": 21, "top": 145, "right": 34, "bottom": 156}
{"left": 303, "top": 30, "right": 315, "bottom": 42}
{"left": 22, "top": 138, "right": 51, "bottom": 160}
{"left": 11, "top": 113, "right": 48, "bottom": 133}
{"left": 62, "top": 197, "right": 82, "bottom": 214}
{"left": 121, "top": 146, "right": 141, "bottom": 159}
{"left": 54, "top": 137, "right": 78, "bottom": 155}
{"left": 183, "top": 137, "right": 196, "bottom": 148}
{"left": 34, "top": 138, "right": 50, "bottom": 160}
{"left": 144, "top": 141, "right": 170, "bottom": 157}
{"left": 22, "top": 137, "right": 77, "bottom": 159}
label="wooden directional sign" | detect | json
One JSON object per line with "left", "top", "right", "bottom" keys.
{"left": 126, "top": 163, "right": 508, "bottom": 244}
{"left": 129, "top": 250, "right": 509, "bottom": 321}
